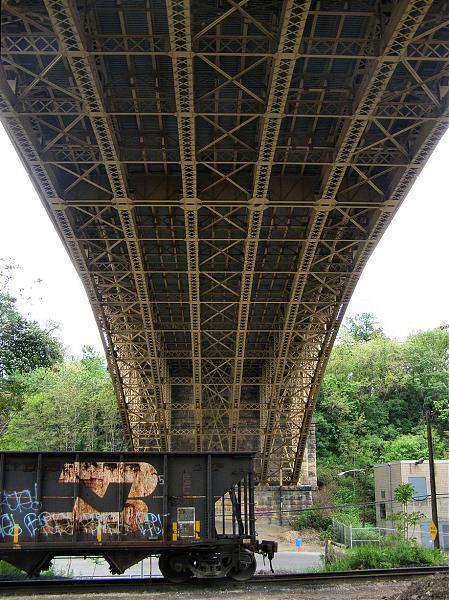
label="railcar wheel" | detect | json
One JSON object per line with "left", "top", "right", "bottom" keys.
{"left": 159, "top": 553, "right": 192, "bottom": 583}
{"left": 227, "top": 549, "right": 257, "bottom": 581}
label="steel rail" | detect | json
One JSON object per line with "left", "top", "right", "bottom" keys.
{"left": 0, "top": 565, "right": 448, "bottom": 593}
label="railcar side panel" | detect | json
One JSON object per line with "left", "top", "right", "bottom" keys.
{"left": 0, "top": 452, "right": 254, "bottom": 548}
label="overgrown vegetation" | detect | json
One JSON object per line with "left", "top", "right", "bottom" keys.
{"left": 0, "top": 263, "right": 124, "bottom": 452}
{"left": 290, "top": 507, "right": 333, "bottom": 534}
{"left": 0, "top": 560, "right": 59, "bottom": 577}
{"left": 324, "top": 541, "right": 448, "bottom": 571}
{"left": 0, "top": 349, "right": 124, "bottom": 451}
{"left": 312, "top": 313, "right": 449, "bottom": 524}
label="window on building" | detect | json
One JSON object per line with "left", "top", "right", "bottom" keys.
{"left": 380, "top": 503, "right": 387, "bottom": 519}
{"left": 408, "top": 477, "right": 427, "bottom": 501}
{"left": 381, "top": 490, "right": 386, "bottom": 499}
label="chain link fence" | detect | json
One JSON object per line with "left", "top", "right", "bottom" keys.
{"left": 332, "top": 517, "right": 396, "bottom": 548}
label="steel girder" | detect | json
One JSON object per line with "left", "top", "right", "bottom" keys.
{"left": 45, "top": 0, "right": 170, "bottom": 451}
{"left": 1, "top": 0, "right": 449, "bottom": 482}
{"left": 260, "top": 0, "right": 437, "bottom": 483}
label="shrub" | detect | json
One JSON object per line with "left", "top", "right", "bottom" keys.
{"left": 290, "top": 506, "right": 333, "bottom": 532}
{"left": 0, "top": 560, "right": 58, "bottom": 577}
{"left": 0, "top": 560, "right": 24, "bottom": 576}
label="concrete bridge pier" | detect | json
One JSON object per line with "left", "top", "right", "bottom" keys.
{"left": 255, "top": 422, "right": 318, "bottom": 526}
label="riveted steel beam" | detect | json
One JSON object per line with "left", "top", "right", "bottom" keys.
{"left": 260, "top": 0, "right": 435, "bottom": 483}
{"left": 228, "top": 0, "right": 312, "bottom": 452}
{"left": 42, "top": 0, "right": 169, "bottom": 451}
{"left": 166, "top": 0, "right": 203, "bottom": 451}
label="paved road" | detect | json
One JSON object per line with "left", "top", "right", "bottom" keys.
{"left": 51, "top": 550, "right": 322, "bottom": 578}
{"left": 266, "top": 551, "right": 322, "bottom": 574}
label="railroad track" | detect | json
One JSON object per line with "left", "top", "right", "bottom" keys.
{"left": 1, "top": 565, "right": 448, "bottom": 594}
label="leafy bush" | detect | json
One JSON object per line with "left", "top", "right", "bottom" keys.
{"left": 335, "top": 509, "right": 365, "bottom": 527}
{"left": 0, "top": 560, "right": 24, "bottom": 576}
{"left": 324, "top": 541, "right": 448, "bottom": 572}
{"left": 290, "top": 506, "right": 333, "bottom": 532}
{"left": 0, "top": 560, "right": 59, "bottom": 577}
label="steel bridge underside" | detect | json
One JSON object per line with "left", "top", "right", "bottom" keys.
{"left": 1, "top": 0, "right": 448, "bottom": 483}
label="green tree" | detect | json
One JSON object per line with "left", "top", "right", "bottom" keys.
{"left": 0, "top": 348, "right": 124, "bottom": 452}
{"left": 0, "top": 261, "right": 63, "bottom": 377}
{"left": 402, "top": 329, "right": 449, "bottom": 431}
{"left": 314, "top": 323, "right": 449, "bottom": 524}
{"left": 394, "top": 483, "right": 415, "bottom": 508}
{"left": 0, "top": 294, "right": 63, "bottom": 435}
{"left": 0, "top": 300, "right": 63, "bottom": 376}
{"left": 342, "top": 313, "right": 384, "bottom": 344}
{"left": 383, "top": 434, "right": 428, "bottom": 462}
{"left": 392, "top": 483, "right": 424, "bottom": 540}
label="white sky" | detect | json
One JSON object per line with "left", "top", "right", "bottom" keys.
{"left": 1, "top": 125, "right": 448, "bottom": 357}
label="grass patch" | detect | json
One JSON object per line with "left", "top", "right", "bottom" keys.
{"left": 324, "top": 542, "right": 449, "bottom": 571}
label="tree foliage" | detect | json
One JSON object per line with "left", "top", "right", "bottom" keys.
{"left": 392, "top": 484, "right": 424, "bottom": 540}
{"left": 342, "top": 312, "right": 384, "bottom": 344}
{"left": 316, "top": 322, "right": 449, "bottom": 469}
{"left": 0, "top": 347, "right": 124, "bottom": 452}
{"left": 315, "top": 316, "right": 449, "bottom": 522}
{"left": 0, "top": 292, "right": 63, "bottom": 378}
{"left": 0, "top": 264, "right": 64, "bottom": 433}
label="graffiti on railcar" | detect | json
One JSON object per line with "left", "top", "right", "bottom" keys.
{"left": 58, "top": 461, "right": 159, "bottom": 530}
{"left": 1, "top": 488, "right": 40, "bottom": 513}
{"left": 0, "top": 512, "right": 20, "bottom": 538}
{"left": 136, "top": 511, "right": 164, "bottom": 538}
{"left": 0, "top": 461, "right": 165, "bottom": 540}
{"left": 24, "top": 511, "right": 74, "bottom": 536}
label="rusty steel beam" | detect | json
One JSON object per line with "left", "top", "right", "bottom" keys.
{"left": 260, "top": 0, "right": 436, "bottom": 483}
{"left": 166, "top": 0, "right": 203, "bottom": 451}
{"left": 228, "top": 0, "right": 311, "bottom": 452}
{"left": 42, "top": 0, "right": 169, "bottom": 451}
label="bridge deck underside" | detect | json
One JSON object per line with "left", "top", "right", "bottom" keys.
{"left": 1, "top": 0, "right": 448, "bottom": 483}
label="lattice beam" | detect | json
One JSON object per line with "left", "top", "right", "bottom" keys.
{"left": 42, "top": 0, "right": 169, "bottom": 451}
{"left": 260, "top": 0, "right": 435, "bottom": 483}
{"left": 166, "top": 0, "right": 203, "bottom": 451}
{"left": 228, "top": 0, "right": 311, "bottom": 452}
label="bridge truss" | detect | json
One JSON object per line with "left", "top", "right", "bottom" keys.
{"left": 1, "top": 0, "right": 448, "bottom": 483}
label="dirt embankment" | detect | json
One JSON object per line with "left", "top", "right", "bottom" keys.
{"left": 388, "top": 574, "right": 449, "bottom": 600}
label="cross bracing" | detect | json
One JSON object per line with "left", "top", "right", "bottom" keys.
{"left": 1, "top": 0, "right": 448, "bottom": 483}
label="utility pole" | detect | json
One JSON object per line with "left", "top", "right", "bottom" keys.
{"left": 362, "top": 469, "right": 367, "bottom": 528}
{"left": 426, "top": 410, "right": 440, "bottom": 549}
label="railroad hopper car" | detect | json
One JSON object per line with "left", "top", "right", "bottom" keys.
{"left": 0, "top": 451, "right": 276, "bottom": 581}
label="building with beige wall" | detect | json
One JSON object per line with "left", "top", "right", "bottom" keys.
{"left": 374, "top": 460, "right": 449, "bottom": 549}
